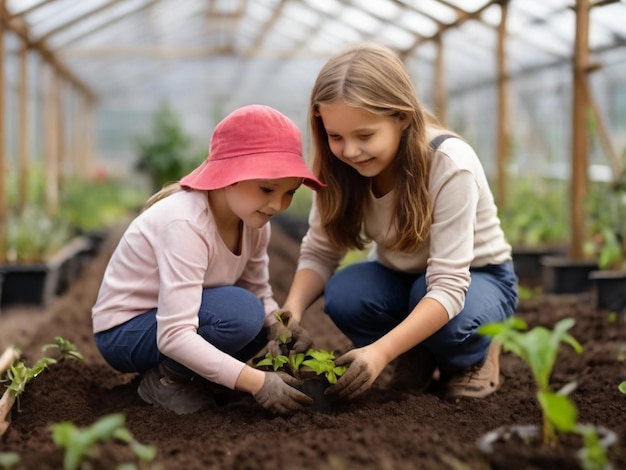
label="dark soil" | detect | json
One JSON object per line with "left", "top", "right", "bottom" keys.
{"left": 0, "top": 222, "right": 624, "bottom": 470}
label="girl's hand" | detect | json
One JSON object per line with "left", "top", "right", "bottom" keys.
{"left": 253, "top": 372, "right": 313, "bottom": 414}
{"left": 325, "top": 347, "right": 387, "bottom": 400}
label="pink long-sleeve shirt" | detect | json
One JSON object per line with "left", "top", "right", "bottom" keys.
{"left": 92, "top": 189, "right": 279, "bottom": 389}
{"left": 298, "top": 134, "right": 512, "bottom": 320}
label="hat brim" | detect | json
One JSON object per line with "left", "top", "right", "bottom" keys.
{"left": 180, "top": 152, "right": 325, "bottom": 191}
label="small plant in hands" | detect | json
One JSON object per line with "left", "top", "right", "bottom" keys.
{"left": 42, "top": 336, "right": 84, "bottom": 362}
{"left": 479, "top": 317, "right": 613, "bottom": 470}
{"left": 0, "top": 357, "right": 57, "bottom": 435}
{"left": 257, "top": 311, "right": 346, "bottom": 384}
{"left": 256, "top": 348, "right": 347, "bottom": 384}
{"left": 50, "top": 413, "right": 157, "bottom": 470}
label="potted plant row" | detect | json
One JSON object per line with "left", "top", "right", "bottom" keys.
{"left": 0, "top": 206, "right": 92, "bottom": 308}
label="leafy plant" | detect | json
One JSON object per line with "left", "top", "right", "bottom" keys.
{"left": 479, "top": 317, "right": 612, "bottom": 468}
{"left": 478, "top": 317, "right": 582, "bottom": 445}
{"left": 135, "top": 101, "right": 203, "bottom": 192}
{"left": 50, "top": 413, "right": 156, "bottom": 470}
{"left": 619, "top": 381, "right": 626, "bottom": 394}
{"left": 256, "top": 348, "right": 347, "bottom": 384}
{"left": 4, "top": 206, "right": 72, "bottom": 263}
{"left": 256, "top": 311, "right": 347, "bottom": 384}
{"left": 59, "top": 177, "right": 147, "bottom": 232}
{"left": 0, "top": 357, "right": 57, "bottom": 435}
{"left": 500, "top": 178, "right": 567, "bottom": 248}
{"left": 584, "top": 180, "right": 626, "bottom": 270}
{"left": 42, "top": 336, "right": 84, "bottom": 362}
{"left": 0, "top": 451, "right": 20, "bottom": 470}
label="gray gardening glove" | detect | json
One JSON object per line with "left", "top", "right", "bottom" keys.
{"left": 253, "top": 371, "right": 313, "bottom": 414}
{"left": 325, "top": 351, "right": 372, "bottom": 400}
{"left": 267, "top": 310, "right": 313, "bottom": 355}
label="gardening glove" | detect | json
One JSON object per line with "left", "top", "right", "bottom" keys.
{"left": 267, "top": 310, "right": 313, "bottom": 354}
{"left": 325, "top": 348, "right": 378, "bottom": 400}
{"left": 253, "top": 371, "right": 313, "bottom": 414}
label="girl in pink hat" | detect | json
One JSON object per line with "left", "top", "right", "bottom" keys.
{"left": 282, "top": 44, "right": 518, "bottom": 401}
{"left": 92, "top": 105, "right": 324, "bottom": 415}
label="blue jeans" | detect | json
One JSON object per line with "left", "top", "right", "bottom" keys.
{"left": 324, "top": 261, "right": 518, "bottom": 371}
{"left": 94, "top": 286, "right": 267, "bottom": 377}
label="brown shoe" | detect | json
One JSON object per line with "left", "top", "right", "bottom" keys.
{"left": 441, "top": 341, "right": 502, "bottom": 399}
{"left": 137, "top": 362, "right": 217, "bottom": 414}
{"left": 386, "top": 345, "right": 437, "bottom": 393}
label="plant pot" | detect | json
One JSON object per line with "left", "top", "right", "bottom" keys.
{"left": 298, "top": 376, "right": 335, "bottom": 414}
{"left": 541, "top": 256, "right": 598, "bottom": 295}
{"left": 589, "top": 270, "right": 626, "bottom": 311}
{"left": 512, "top": 245, "right": 566, "bottom": 286}
{"left": 0, "top": 236, "right": 93, "bottom": 307}
{"left": 476, "top": 424, "right": 617, "bottom": 470}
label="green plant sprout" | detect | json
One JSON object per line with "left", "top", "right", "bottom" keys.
{"left": 256, "top": 348, "right": 347, "bottom": 384}
{"left": 0, "top": 357, "right": 57, "bottom": 435}
{"left": 50, "top": 413, "right": 156, "bottom": 470}
{"left": 478, "top": 317, "right": 582, "bottom": 446}
{"left": 42, "top": 336, "right": 84, "bottom": 362}
{"left": 619, "top": 381, "right": 626, "bottom": 394}
{"left": 479, "top": 317, "right": 612, "bottom": 469}
{"left": 0, "top": 451, "right": 20, "bottom": 470}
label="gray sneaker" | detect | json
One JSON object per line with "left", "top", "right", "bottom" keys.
{"left": 137, "top": 362, "right": 217, "bottom": 414}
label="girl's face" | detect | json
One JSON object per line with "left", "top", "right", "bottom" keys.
{"left": 318, "top": 100, "right": 408, "bottom": 194}
{"left": 224, "top": 178, "right": 302, "bottom": 228}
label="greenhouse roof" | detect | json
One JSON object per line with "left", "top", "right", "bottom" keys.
{"left": 4, "top": 0, "right": 626, "bottom": 114}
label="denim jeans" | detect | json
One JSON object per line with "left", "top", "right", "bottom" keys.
{"left": 94, "top": 286, "right": 267, "bottom": 377}
{"left": 324, "top": 261, "right": 518, "bottom": 371}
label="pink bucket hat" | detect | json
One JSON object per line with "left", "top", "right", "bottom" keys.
{"left": 180, "top": 105, "right": 324, "bottom": 191}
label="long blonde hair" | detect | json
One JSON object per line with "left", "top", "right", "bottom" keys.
{"left": 310, "top": 43, "right": 441, "bottom": 252}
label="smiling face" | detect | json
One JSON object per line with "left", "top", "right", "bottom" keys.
{"left": 317, "top": 100, "right": 408, "bottom": 195}
{"left": 223, "top": 177, "right": 302, "bottom": 228}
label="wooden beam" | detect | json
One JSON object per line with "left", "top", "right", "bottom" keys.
{"left": 0, "top": 0, "right": 6, "bottom": 263}
{"left": 55, "top": 0, "right": 158, "bottom": 49}
{"left": 434, "top": 35, "right": 446, "bottom": 125}
{"left": 570, "top": 0, "right": 591, "bottom": 260}
{"left": 496, "top": 0, "right": 510, "bottom": 209}
{"left": 18, "top": 44, "right": 29, "bottom": 215}
{"left": 37, "top": 0, "right": 123, "bottom": 43}
{"left": 582, "top": 73, "right": 621, "bottom": 181}
{"left": 7, "top": 0, "right": 56, "bottom": 19}
{"left": 1, "top": 6, "right": 95, "bottom": 100}
{"left": 400, "top": 0, "right": 499, "bottom": 57}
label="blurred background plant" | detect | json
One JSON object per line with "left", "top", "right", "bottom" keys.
{"left": 134, "top": 101, "right": 205, "bottom": 192}
{"left": 499, "top": 177, "right": 568, "bottom": 248}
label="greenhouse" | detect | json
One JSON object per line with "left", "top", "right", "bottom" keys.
{"left": 0, "top": 1, "right": 625, "bottom": 468}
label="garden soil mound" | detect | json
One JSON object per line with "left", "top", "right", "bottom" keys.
{"left": 0, "top": 221, "right": 624, "bottom": 469}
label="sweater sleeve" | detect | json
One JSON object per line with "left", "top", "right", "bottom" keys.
{"left": 153, "top": 219, "right": 245, "bottom": 389}
{"left": 297, "top": 195, "right": 347, "bottom": 282}
{"left": 424, "top": 165, "right": 477, "bottom": 319}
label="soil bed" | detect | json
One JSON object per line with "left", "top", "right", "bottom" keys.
{"left": 0, "top": 223, "right": 624, "bottom": 469}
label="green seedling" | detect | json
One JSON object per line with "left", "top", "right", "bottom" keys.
{"left": 42, "top": 336, "right": 84, "bottom": 362}
{"left": 619, "top": 381, "right": 626, "bottom": 394}
{"left": 479, "top": 317, "right": 612, "bottom": 468}
{"left": 50, "top": 413, "right": 156, "bottom": 470}
{"left": 301, "top": 349, "right": 347, "bottom": 384}
{"left": 478, "top": 317, "right": 582, "bottom": 446}
{"left": 256, "top": 348, "right": 347, "bottom": 384}
{"left": 0, "top": 357, "right": 56, "bottom": 435}
{"left": 0, "top": 451, "right": 20, "bottom": 470}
